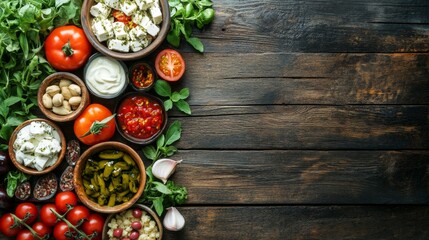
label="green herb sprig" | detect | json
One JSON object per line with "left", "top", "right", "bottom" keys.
{"left": 143, "top": 120, "right": 182, "bottom": 161}
{"left": 154, "top": 80, "right": 192, "bottom": 115}
{"left": 5, "top": 171, "right": 29, "bottom": 197}
{"left": 167, "top": 0, "right": 215, "bottom": 52}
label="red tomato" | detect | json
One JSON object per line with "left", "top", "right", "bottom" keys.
{"left": 32, "top": 222, "right": 51, "bottom": 238}
{"left": 155, "top": 49, "right": 186, "bottom": 81}
{"left": 112, "top": 10, "right": 131, "bottom": 23}
{"left": 82, "top": 213, "right": 105, "bottom": 240}
{"left": 55, "top": 191, "right": 78, "bottom": 214}
{"left": 16, "top": 229, "right": 34, "bottom": 240}
{"left": 40, "top": 203, "right": 59, "bottom": 227}
{"left": 53, "top": 221, "right": 74, "bottom": 240}
{"left": 0, "top": 213, "right": 20, "bottom": 237}
{"left": 66, "top": 205, "right": 90, "bottom": 226}
{"left": 74, "top": 104, "right": 116, "bottom": 145}
{"left": 45, "top": 25, "right": 92, "bottom": 71}
{"left": 15, "top": 203, "right": 38, "bottom": 225}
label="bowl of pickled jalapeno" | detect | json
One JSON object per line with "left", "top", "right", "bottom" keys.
{"left": 73, "top": 141, "right": 146, "bottom": 213}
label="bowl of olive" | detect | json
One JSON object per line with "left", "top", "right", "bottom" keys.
{"left": 73, "top": 141, "right": 146, "bottom": 213}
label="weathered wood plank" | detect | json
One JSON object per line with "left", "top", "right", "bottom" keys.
{"left": 171, "top": 150, "right": 429, "bottom": 204}
{"left": 169, "top": 105, "right": 429, "bottom": 150}
{"left": 178, "top": 53, "right": 429, "bottom": 105}
{"left": 179, "top": 0, "right": 429, "bottom": 53}
{"left": 164, "top": 206, "right": 429, "bottom": 240}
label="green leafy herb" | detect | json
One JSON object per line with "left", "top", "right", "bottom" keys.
{"left": 143, "top": 120, "right": 182, "bottom": 161}
{"left": 0, "top": 0, "right": 82, "bottom": 150}
{"left": 5, "top": 171, "right": 29, "bottom": 197}
{"left": 139, "top": 166, "right": 188, "bottom": 216}
{"left": 167, "top": 0, "right": 215, "bottom": 52}
{"left": 154, "top": 80, "right": 191, "bottom": 115}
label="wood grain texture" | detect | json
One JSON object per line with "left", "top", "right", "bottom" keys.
{"left": 163, "top": 206, "right": 429, "bottom": 240}
{"left": 177, "top": 0, "right": 429, "bottom": 53}
{"left": 168, "top": 105, "right": 429, "bottom": 150}
{"left": 170, "top": 150, "right": 429, "bottom": 204}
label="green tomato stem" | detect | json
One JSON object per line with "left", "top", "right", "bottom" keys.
{"left": 11, "top": 214, "right": 48, "bottom": 240}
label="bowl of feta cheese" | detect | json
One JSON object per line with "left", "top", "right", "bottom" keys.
{"left": 8, "top": 119, "right": 66, "bottom": 175}
{"left": 81, "top": 0, "right": 170, "bottom": 60}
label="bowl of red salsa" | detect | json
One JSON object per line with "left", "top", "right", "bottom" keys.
{"left": 115, "top": 92, "right": 167, "bottom": 144}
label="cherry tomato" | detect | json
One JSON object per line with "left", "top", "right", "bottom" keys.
{"left": 155, "top": 49, "right": 186, "bottom": 82}
{"left": 0, "top": 213, "right": 20, "bottom": 237}
{"left": 82, "top": 213, "right": 105, "bottom": 240}
{"left": 16, "top": 229, "right": 35, "bottom": 240}
{"left": 32, "top": 222, "right": 51, "bottom": 238}
{"left": 15, "top": 203, "right": 38, "bottom": 225}
{"left": 74, "top": 104, "right": 116, "bottom": 145}
{"left": 53, "top": 221, "right": 74, "bottom": 240}
{"left": 66, "top": 205, "right": 90, "bottom": 226}
{"left": 55, "top": 191, "right": 78, "bottom": 214}
{"left": 40, "top": 203, "right": 59, "bottom": 227}
{"left": 45, "top": 25, "right": 92, "bottom": 71}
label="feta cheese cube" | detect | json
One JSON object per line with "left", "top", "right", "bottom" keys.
{"left": 35, "top": 139, "right": 54, "bottom": 156}
{"left": 101, "top": 19, "right": 115, "bottom": 38}
{"left": 92, "top": 20, "right": 110, "bottom": 42}
{"left": 129, "top": 40, "right": 143, "bottom": 52}
{"left": 107, "top": 39, "right": 130, "bottom": 52}
{"left": 34, "top": 156, "right": 50, "bottom": 171}
{"left": 121, "top": 1, "right": 138, "bottom": 16}
{"left": 138, "top": 14, "right": 151, "bottom": 29}
{"left": 90, "top": 2, "right": 111, "bottom": 18}
{"left": 150, "top": 4, "right": 162, "bottom": 24}
{"left": 112, "top": 21, "right": 128, "bottom": 40}
{"left": 104, "top": 0, "right": 120, "bottom": 9}
{"left": 129, "top": 26, "right": 146, "bottom": 40}
{"left": 135, "top": 0, "right": 146, "bottom": 10}
{"left": 145, "top": 21, "right": 160, "bottom": 37}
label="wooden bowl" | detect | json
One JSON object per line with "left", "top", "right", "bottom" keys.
{"left": 81, "top": 0, "right": 170, "bottom": 61}
{"left": 102, "top": 204, "right": 163, "bottom": 239}
{"left": 37, "top": 72, "right": 90, "bottom": 122}
{"left": 73, "top": 141, "right": 146, "bottom": 213}
{"left": 8, "top": 119, "right": 66, "bottom": 175}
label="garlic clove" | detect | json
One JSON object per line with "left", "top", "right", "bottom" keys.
{"left": 163, "top": 207, "right": 185, "bottom": 231}
{"left": 152, "top": 158, "right": 182, "bottom": 184}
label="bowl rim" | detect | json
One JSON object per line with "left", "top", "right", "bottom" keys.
{"left": 128, "top": 61, "right": 157, "bottom": 92}
{"left": 102, "top": 204, "right": 163, "bottom": 240}
{"left": 73, "top": 141, "right": 147, "bottom": 213}
{"left": 37, "top": 72, "right": 90, "bottom": 122}
{"left": 8, "top": 118, "right": 66, "bottom": 175}
{"left": 115, "top": 92, "right": 168, "bottom": 145}
{"left": 81, "top": 0, "right": 171, "bottom": 61}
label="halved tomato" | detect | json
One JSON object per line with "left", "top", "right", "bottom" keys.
{"left": 155, "top": 49, "right": 186, "bottom": 82}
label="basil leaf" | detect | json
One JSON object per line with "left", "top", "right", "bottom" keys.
{"left": 165, "top": 146, "right": 178, "bottom": 157}
{"left": 157, "top": 134, "right": 165, "bottom": 148}
{"left": 179, "top": 88, "right": 190, "bottom": 99}
{"left": 153, "top": 181, "right": 172, "bottom": 195}
{"left": 143, "top": 145, "right": 158, "bottom": 161}
{"left": 171, "top": 92, "right": 181, "bottom": 102}
{"left": 175, "top": 99, "right": 192, "bottom": 115}
{"left": 6, "top": 116, "right": 25, "bottom": 127}
{"left": 165, "top": 120, "right": 182, "bottom": 145}
{"left": 153, "top": 197, "right": 164, "bottom": 216}
{"left": 154, "top": 80, "right": 172, "bottom": 97}
{"left": 167, "top": 31, "right": 181, "bottom": 47}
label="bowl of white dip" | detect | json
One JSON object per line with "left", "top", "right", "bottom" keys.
{"left": 84, "top": 53, "right": 129, "bottom": 99}
{"left": 8, "top": 119, "right": 66, "bottom": 175}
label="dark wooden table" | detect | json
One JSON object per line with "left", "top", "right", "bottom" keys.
{"left": 2, "top": 0, "right": 429, "bottom": 239}
{"left": 161, "top": 0, "right": 429, "bottom": 239}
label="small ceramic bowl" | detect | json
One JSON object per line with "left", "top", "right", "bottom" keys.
{"left": 83, "top": 53, "right": 129, "bottom": 99}
{"left": 8, "top": 119, "right": 66, "bottom": 175}
{"left": 81, "top": 0, "right": 170, "bottom": 61}
{"left": 38, "top": 72, "right": 90, "bottom": 122}
{"left": 129, "top": 62, "right": 156, "bottom": 92}
{"left": 73, "top": 141, "right": 146, "bottom": 213}
{"left": 115, "top": 92, "right": 168, "bottom": 145}
{"left": 102, "top": 204, "right": 163, "bottom": 240}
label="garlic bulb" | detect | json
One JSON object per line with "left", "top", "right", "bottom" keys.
{"left": 152, "top": 158, "right": 182, "bottom": 184}
{"left": 163, "top": 207, "right": 185, "bottom": 231}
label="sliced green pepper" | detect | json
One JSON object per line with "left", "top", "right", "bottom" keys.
{"left": 123, "top": 154, "right": 136, "bottom": 166}
{"left": 99, "top": 150, "right": 124, "bottom": 160}
{"left": 107, "top": 194, "right": 116, "bottom": 207}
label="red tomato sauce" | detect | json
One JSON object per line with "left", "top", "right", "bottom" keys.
{"left": 117, "top": 96, "right": 164, "bottom": 139}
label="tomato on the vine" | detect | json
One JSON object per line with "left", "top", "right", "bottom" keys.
{"left": 32, "top": 222, "right": 51, "bottom": 238}
{"left": 55, "top": 191, "right": 78, "bottom": 214}
{"left": 15, "top": 203, "right": 38, "bottom": 225}
{"left": 45, "top": 25, "right": 92, "bottom": 71}
{"left": 74, "top": 104, "right": 116, "bottom": 145}
{"left": 40, "top": 203, "right": 59, "bottom": 227}
{"left": 66, "top": 205, "right": 90, "bottom": 226}
{"left": 53, "top": 221, "right": 74, "bottom": 240}
{"left": 155, "top": 49, "right": 186, "bottom": 82}
{"left": 0, "top": 213, "right": 21, "bottom": 237}
{"left": 16, "top": 229, "right": 34, "bottom": 240}
{"left": 82, "top": 213, "right": 105, "bottom": 240}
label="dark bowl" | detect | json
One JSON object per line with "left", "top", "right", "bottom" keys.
{"left": 115, "top": 92, "right": 167, "bottom": 145}
{"left": 129, "top": 62, "right": 157, "bottom": 92}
